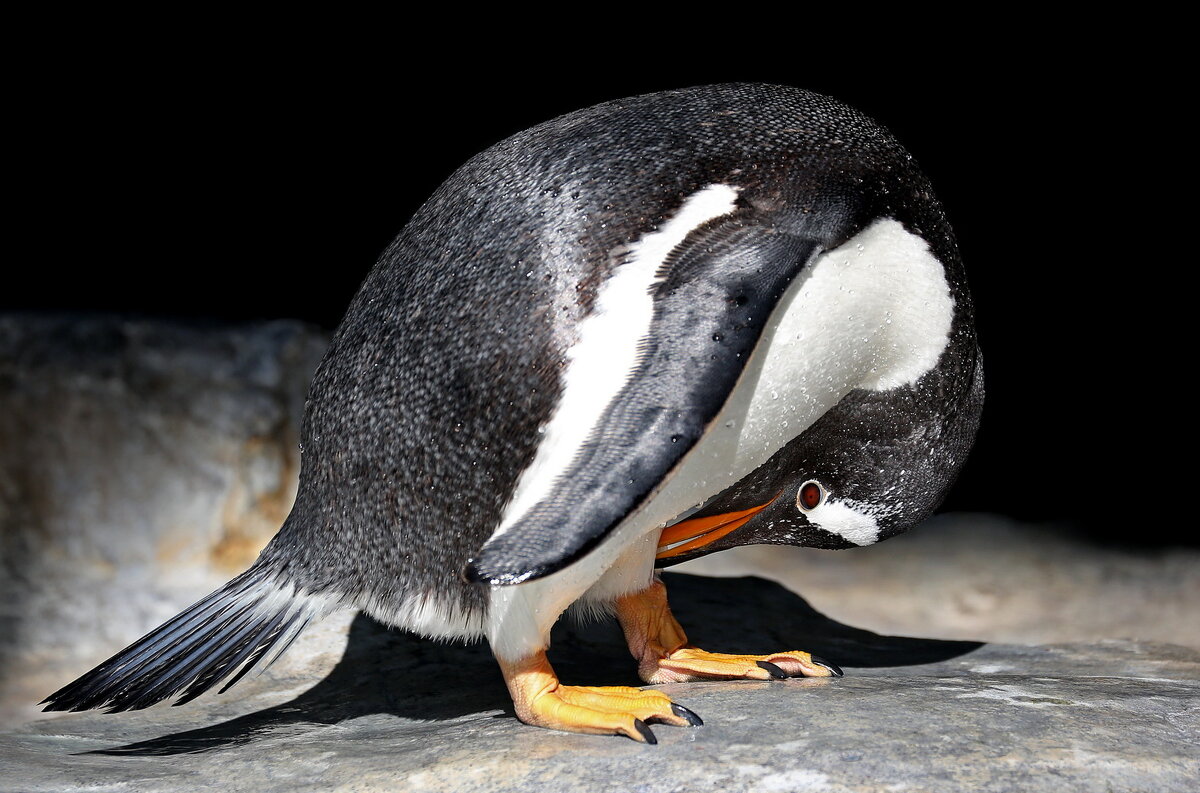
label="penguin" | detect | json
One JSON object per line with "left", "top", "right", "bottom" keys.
{"left": 42, "top": 83, "right": 983, "bottom": 744}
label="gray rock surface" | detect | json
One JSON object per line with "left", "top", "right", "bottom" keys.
{"left": 2, "top": 574, "right": 1197, "bottom": 793}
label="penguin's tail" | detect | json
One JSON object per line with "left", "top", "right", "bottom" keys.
{"left": 40, "top": 566, "right": 340, "bottom": 713}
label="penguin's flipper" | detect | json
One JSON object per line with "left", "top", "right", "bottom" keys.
{"left": 468, "top": 216, "right": 823, "bottom": 584}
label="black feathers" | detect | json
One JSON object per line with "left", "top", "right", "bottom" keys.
{"left": 41, "top": 567, "right": 322, "bottom": 713}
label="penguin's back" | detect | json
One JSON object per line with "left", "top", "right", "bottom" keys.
{"left": 257, "top": 84, "right": 957, "bottom": 637}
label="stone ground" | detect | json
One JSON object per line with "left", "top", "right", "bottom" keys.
{"left": 2, "top": 574, "right": 1197, "bottom": 793}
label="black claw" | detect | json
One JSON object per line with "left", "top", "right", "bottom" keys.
{"left": 757, "top": 660, "right": 788, "bottom": 679}
{"left": 633, "top": 718, "right": 658, "bottom": 745}
{"left": 811, "top": 655, "right": 844, "bottom": 677}
{"left": 671, "top": 703, "right": 704, "bottom": 726}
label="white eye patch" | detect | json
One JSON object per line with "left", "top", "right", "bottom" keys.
{"left": 797, "top": 487, "right": 880, "bottom": 546}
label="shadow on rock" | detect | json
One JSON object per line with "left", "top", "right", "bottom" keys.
{"left": 660, "top": 573, "right": 984, "bottom": 669}
{"left": 89, "top": 573, "right": 982, "bottom": 756}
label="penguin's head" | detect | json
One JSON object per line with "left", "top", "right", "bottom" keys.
{"left": 655, "top": 376, "right": 982, "bottom": 566}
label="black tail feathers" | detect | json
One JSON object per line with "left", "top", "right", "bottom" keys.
{"left": 41, "top": 567, "right": 334, "bottom": 713}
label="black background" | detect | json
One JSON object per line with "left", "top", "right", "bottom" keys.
{"left": 9, "top": 40, "right": 1167, "bottom": 544}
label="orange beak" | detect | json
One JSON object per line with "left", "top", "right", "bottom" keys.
{"left": 655, "top": 494, "right": 777, "bottom": 561}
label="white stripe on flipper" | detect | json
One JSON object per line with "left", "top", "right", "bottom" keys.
{"left": 488, "top": 183, "right": 742, "bottom": 542}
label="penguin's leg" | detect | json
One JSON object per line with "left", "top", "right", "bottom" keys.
{"left": 495, "top": 650, "right": 701, "bottom": 743}
{"left": 487, "top": 547, "right": 701, "bottom": 742}
{"left": 614, "top": 577, "right": 843, "bottom": 682}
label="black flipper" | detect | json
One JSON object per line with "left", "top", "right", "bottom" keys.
{"left": 41, "top": 566, "right": 331, "bottom": 713}
{"left": 467, "top": 220, "right": 823, "bottom": 584}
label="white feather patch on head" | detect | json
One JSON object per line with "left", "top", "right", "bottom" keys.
{"left": 803, "top": 497, "right": 881, "bottom": 546}
{"left": 488, "top": 183, "right": 742, "bottom": 542}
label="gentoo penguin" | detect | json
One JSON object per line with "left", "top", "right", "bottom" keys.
{"left": 42, "top": 83, "right": 983, "bottom": 743}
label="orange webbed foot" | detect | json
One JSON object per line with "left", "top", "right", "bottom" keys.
{"left": 651, "top": 646, "right": 842, "bottom": 683}
{"left": 615, "top": 578, "right": 843, "bottom": 684}
{"left": 498, "top": 650, "right": 702, "bottom": 743}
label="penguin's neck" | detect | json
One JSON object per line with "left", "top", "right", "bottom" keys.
{"left": 636, "top": 216, "right": 957, "bottom": 533}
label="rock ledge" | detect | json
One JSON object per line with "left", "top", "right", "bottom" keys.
{"left": 3, "top": 575, "right": 1196, "bottom": 793}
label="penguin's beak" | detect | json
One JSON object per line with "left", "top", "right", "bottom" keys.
{"left": 655, "top": 494, "right": 777, "bottom": 560}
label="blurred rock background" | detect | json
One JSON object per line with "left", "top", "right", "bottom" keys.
{"left": 0, "top": 316, "right": 327, "bottom": 727}
{"left": 2, "top": 315, "right": 1196, "bottom": 730}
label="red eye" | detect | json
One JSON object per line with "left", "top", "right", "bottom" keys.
{"left": 798, "top": 481, "right": 823, "bottom": 511}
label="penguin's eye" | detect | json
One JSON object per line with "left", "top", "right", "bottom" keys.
{"left": 797, "top": 480, "right": 825, "bottom": 512}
